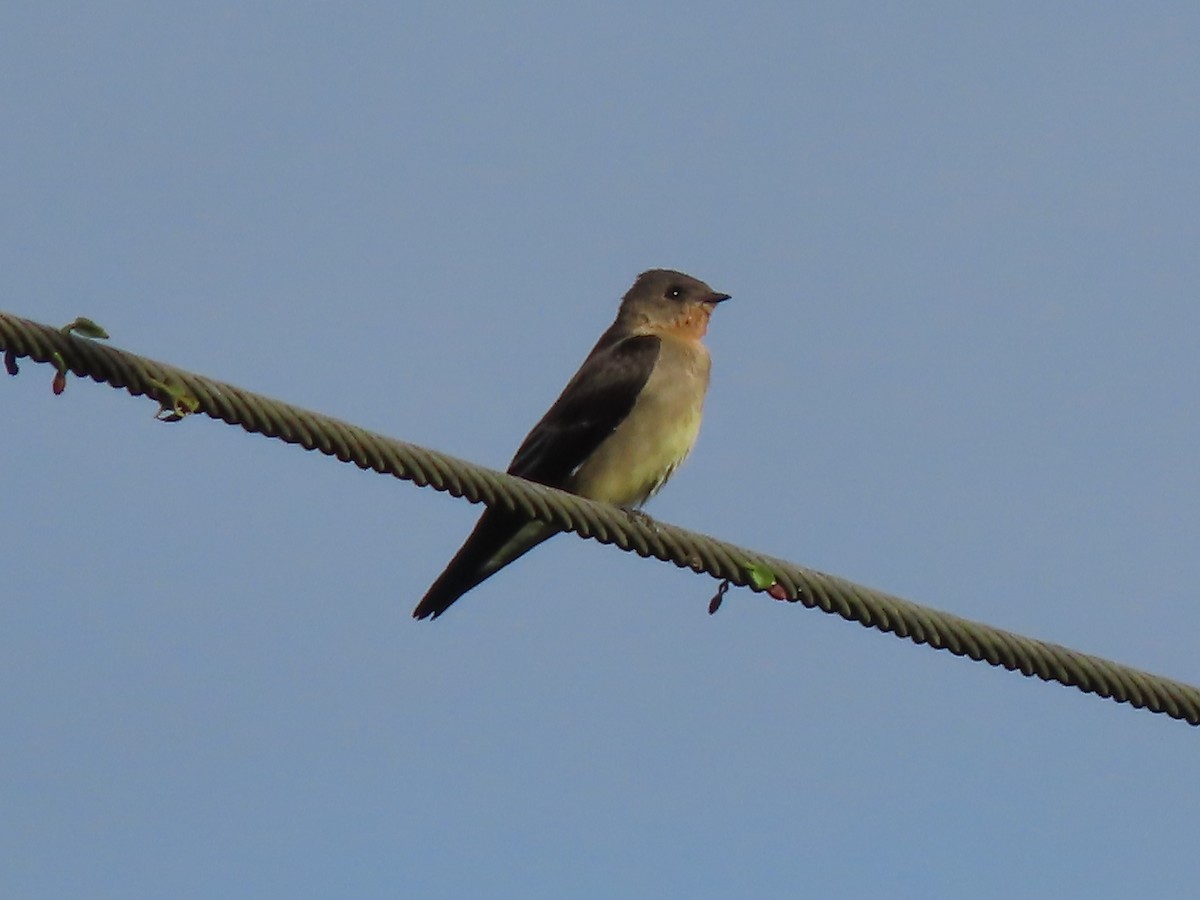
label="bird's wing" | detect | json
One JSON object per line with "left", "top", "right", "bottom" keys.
{"left": 507, "top": 333, "right": 661, "bottom": 486}
{"left": 411, "top": 333, "right": 661, "bottom": 621}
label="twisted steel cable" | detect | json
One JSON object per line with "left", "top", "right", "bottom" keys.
{"left": 4, "top": 310, "right": 1198, "bottom": 725}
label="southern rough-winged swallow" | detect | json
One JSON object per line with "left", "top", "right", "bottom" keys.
{"left": 413, "top": 268, "right": 729, "bottom": 619}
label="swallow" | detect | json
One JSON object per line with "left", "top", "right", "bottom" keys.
{"left": 412, "top": 268, "right": 730, "bottom": 620}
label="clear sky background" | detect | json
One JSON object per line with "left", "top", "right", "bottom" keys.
{"left": 3, "top": 4, "right": 1198, "bottom": 898}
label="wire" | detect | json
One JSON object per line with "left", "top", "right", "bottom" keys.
{"left": 4, "top": 309, "right": 1197, "bottom": 726}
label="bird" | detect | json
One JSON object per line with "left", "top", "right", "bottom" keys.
{"left": 412, "top": 268, "right": 730, "bottom": 620}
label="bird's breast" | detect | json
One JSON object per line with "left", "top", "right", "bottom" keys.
{"left": 569, "top": 336, "right": 711, "bottom": 507}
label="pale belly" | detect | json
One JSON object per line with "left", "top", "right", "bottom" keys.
{"left": 569, "top": 337, "right": 710, "bottom": 507}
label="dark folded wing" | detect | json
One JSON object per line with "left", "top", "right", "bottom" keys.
{"left": 507, "top": 333, "right": 661, "bottom": 487}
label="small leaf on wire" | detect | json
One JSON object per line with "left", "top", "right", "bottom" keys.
{"left": 60, "top": 317, "right": 110, "bottom": 340}
{"left": 4, "top": 349, "right": 17, "bottom": 376}
{"left": 743, "top": 560, "right": 797, "bottom": 602}
{"left": 149, "top": 377, "right": 200, "bottom": 422}
{"left": 743, "top": 561, "right": 776, "bottom": 590}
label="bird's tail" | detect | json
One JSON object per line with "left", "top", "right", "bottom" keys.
{"left": 412, "top": 509, "right": 559, "bottom": 620}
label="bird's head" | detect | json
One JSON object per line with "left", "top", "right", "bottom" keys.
{"left": 619, "top": 269, "right": 730, "bottom": 339}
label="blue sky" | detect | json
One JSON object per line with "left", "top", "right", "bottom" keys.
{"left": 3, "top": 4, "right": 1199, "bottom": 897}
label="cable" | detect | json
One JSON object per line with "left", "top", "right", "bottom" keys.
{"left": 4, "top": 309, "right": 1197, "bottom": 725}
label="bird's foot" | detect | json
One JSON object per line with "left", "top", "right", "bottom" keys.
{"left": 620, "top": 506, "right": 659, "bottom": 532}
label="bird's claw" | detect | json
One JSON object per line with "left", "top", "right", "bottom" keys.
{"left": 621, "top": 507, "right": 659, "bottom": 533}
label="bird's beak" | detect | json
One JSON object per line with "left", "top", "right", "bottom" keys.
{"left": 705, "top": 292, "right": 731, "bottom": 305}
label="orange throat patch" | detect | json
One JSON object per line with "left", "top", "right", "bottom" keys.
{"left": 668, "top": 305, "right": 712, "bottom": 340}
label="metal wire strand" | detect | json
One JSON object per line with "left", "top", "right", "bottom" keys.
{"left": 4, "top": 310, "right": 1198, "bottom": 726}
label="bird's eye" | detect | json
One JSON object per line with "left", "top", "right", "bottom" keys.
{"left": 666, "top": 286, "right": 683, "bottom": 299}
